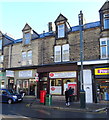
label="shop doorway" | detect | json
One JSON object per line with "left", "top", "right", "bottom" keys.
{"left": 40, "top": 81, "right": 47, "bottom": 91}
{"left": 8, "top": 79, "right": 14, "bottom": 89}
{"left": 96, "top": 79, "right": 109, "bottom": 101}
{"left": 17, "top": 79, "right": 29, "bottom": 95}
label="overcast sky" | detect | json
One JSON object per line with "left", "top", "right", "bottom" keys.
{"left": 0, "top": 0, "right": 106, "bottom": 39}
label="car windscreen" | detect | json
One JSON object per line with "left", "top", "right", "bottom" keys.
{"left": 8, "top": 89, "right": 16, "bottom": 95}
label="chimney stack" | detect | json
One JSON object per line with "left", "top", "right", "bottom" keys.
{"left": 48, "top": 22, "right": 52, "bottom": 32}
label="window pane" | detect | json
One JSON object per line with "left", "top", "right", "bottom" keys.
{"left": 62, "top": 44, "right": 69, "bottom": 61}
{"left": 104, "top": 19, "right": 109, "bottom": 29}
{"left": 27, "top": 51, "right": 32, "bottom": 58}
{"left": 54, "top": 46, "right": 61, "bottom": 62}
{"left": 0, "top": 55, "right": 3, "bottom": 62}
{"left": 101, "top": 46, "right": 106, "bottom": 58}
{"left": 101, "top": 41, "right": 106, "bottom": 45}
{"left": 107, "top": 40, "right": 109, "bottom": 46}
{"left": 24, "top": 33, "right": 31, "bottom": 44}
{"left": 58, "top": 24, "right": 65, "bottom": 38}
{"left": 108, "top": 46, "right": 109, "bottom": 57}
{"left": 27, "top": 51, "right": 32, "bottom": 65}
{"left": 0, "top": 40, "right": 2, "bottom": 49}
{"left": 22, "top": 52, "right": 26, "bottom": 65}
{"left": 22, "top": 52, "right": 26, "bottom": 60}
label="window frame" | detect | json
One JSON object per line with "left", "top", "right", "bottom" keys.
{"left": 62, "top": 44, "right": 69, "bottom": 61}
{"left": 103, "top": 13, "right": 109, "bottom": 29}
{"left": 100, "top": 38, "right": 109, "bottom": 59}
{"left": 24, "top": 32, "right": 31, "bottom": 45}
{"left": 54, "top": 45, "right": 61, "bottom": 62}
{"left": 27, "top": 50, "right": 32, "bottom": 65}
{"left": 21, "top": 51, "right": 32, "bottom": 66}
{"left": 57, "top": 24, "right": 65, "bottom": 38}
{"left": 0, "top": 39, "right": 2, "bottom": 50}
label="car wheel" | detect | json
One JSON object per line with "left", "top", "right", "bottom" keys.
{"left": 7, "top": 99, "right": 13, "bottom": 104}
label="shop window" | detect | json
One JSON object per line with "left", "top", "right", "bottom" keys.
{"left": 51, "top": 80, "right": 55, "bottom": 86}
{"left": 23, "top": 80, "right": 28, "bottom": 88}
{"left": 50, "top": 79, "right": 62, "bottom": 86}
{"left": 100, "top": 38, "right": 109, "bottom": 59}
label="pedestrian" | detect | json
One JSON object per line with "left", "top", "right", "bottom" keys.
{"left": 68, "top": 87, "right": 74, "bottom": 104}
{"left": 65, "top": 88, "right": 70, "bottom": 106}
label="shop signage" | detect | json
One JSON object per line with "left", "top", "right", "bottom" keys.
{"left": 49, "top": 71, "right": 76, "bottom": 78}
{"left": 95, "top": 68, "right": 109, "bottom": 75}
{"left": 19, "top": 70, "right": 32, "bottom": 78}
{"left": 6, "top": 70, "right": 14, "bottom": 77}
{"left": 67, "top": 82, "right": 77, "bottom": 95}
{"left": 50, "top": 86, "right": 61, "bottom": 95}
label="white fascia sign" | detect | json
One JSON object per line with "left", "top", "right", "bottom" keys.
{"left": 49, "top": 71, "right": 76, "bottom": 78}
{"left": 6, "top": 70, "right": 14, "bottom": 77}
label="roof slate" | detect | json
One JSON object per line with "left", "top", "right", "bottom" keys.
{"left": 99, "top": 1, "right": 109, "bottom": 11}
{"left": 6, "top": 21, "right": 100, "bottom": 45}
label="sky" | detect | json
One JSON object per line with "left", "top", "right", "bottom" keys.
{"left": 0, "top": 0, "right": 106, "bottom": 39}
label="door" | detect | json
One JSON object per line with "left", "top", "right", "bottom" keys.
{"left": 40, "top": 82, "right": 47, "bottom": 91}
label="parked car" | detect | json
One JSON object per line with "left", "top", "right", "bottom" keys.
{"left": 0, "top": 88, "right": 23, "bottom": 104}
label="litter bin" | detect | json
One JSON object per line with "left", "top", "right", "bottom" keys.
{"left": 40, "top": 90, "right": 46, "bottom": 104}
{"left": 45, "top": 94, "right": 52, "bottom": 106}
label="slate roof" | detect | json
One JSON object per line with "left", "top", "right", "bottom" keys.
{"left": 55, "top": 13, "right": 68, "bottom": 23}
{"left": 99, "top": 1, "right": 109, "bottom": 11}
{"left": 8, "top": 21, "right": 101, "bottom": 44}
{"left": 3, "top": 34, "right": 15, "bottom": 41}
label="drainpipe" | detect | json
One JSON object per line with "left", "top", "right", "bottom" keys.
{"left": 8, "top": 44, "right": 13, "bottom": 68}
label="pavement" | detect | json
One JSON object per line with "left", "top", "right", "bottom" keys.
{"left": 23, "top": 95, "right": 109, "bottom": 113}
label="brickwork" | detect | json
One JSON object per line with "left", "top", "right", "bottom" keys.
{"left": 4, "top": 46, "right": 9, "bottom": 68}
{"left": 3, "top": 26, "right": 101, "bottom": 68}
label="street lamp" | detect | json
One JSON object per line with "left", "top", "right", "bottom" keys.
{"left": 78, "top": 10, "right": 86, "bottom": 108}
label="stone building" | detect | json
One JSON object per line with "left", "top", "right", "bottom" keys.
{"left": 3, "top": 1, "right": 109, "bottom": 103}
{"left": 0, "top": 31, "right": 15, "bottom": 88}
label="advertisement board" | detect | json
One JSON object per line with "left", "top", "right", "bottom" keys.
{"left": 50, "top": 86, "right": 61, "bottom": 95}
{"left": 95, "top": 68, "right": 109, "bottom": 75}
{"left": 67, "top": 82, "right": 77, "bottom": 95}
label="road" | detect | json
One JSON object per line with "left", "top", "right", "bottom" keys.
{"left": 1, "top": 97, "right": 108, "bottom": 120}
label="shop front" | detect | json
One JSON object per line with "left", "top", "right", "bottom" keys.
{"left": 6, "top": 70, "right": 15, "bottom": 89}
{"left": 49, "top": 71, "right": 77, "bottom": 96}
{"left": 0, "top": 71, "right": 5, "bottom": 88}
{"left": 37, "top": 63, "right": 78, "bottom": 100}
{"left": 95, "top": 67, "right": 109, "bottom": 102}
{"left": 15, "top": 69, "right": 37, "bottom": 95}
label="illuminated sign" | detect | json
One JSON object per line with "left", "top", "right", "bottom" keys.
{"left": 95, "top": 68, "right": 109, "bottom": 75}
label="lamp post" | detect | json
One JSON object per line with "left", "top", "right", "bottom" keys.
{"left": 78, "top": 10, "right": 86, "bottom": 108}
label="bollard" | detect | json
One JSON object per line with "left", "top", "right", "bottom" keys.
{"left": 45, "top": 94, "right": 52, "bottom": 106}
{"left": 80, "top": 90, "right": 86, "bottom": 108}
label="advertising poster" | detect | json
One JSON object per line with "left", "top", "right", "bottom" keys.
{"left": 67, "top": 82, "right": 77, "bottom": 95}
